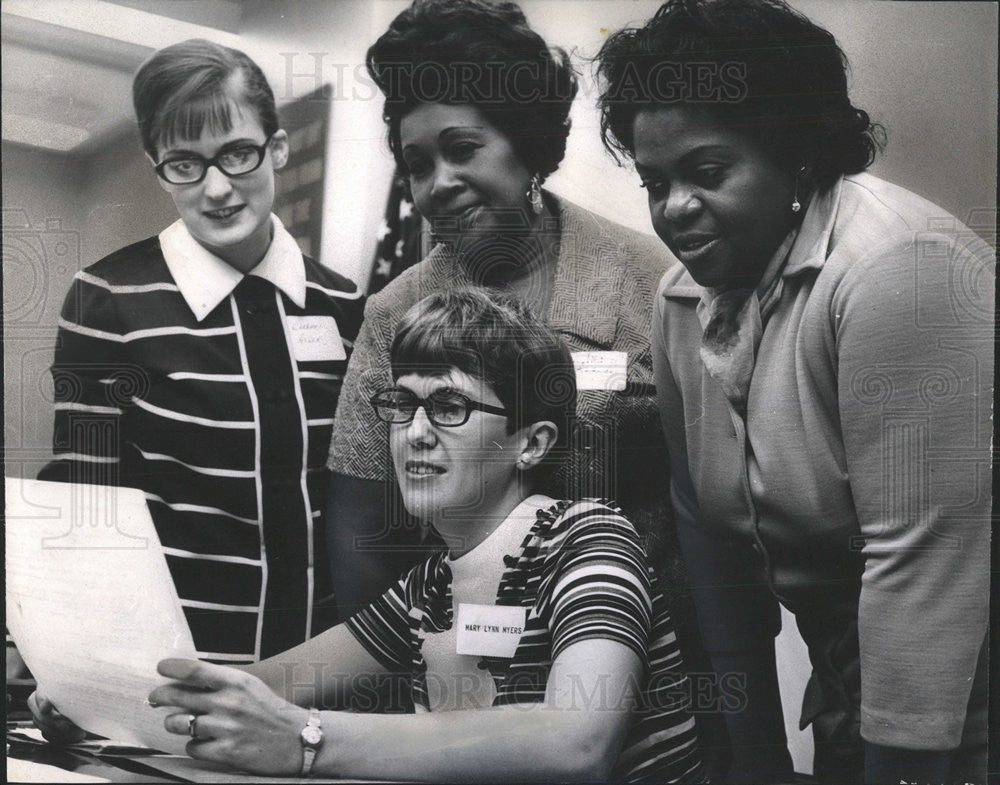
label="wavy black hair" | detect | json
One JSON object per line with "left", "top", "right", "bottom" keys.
{"left": 596, "top": 0, "right": 884, "bottom": 187}
{"left": 366, "top": 0, "right": 578, "bottom": 181}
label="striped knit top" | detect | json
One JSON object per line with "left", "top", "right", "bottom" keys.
{"left": 39, "top": 217, "right": 364, "bottom": 663}
{"left": 346, "top": 499, "right": 705, "bottom": 783}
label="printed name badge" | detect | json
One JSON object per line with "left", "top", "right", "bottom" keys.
{"left": 571, "top": 351, "right": 628, "bottom": 391}
{"left": 455, "top": 603, "right": 528, "bottom": 658}
{"left": 286, "top": 316, "right": 346, "bottom": 362}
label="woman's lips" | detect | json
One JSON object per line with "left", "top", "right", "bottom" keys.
{"left": 203, "top": 205, "right": 246, "bottom": 221}
{"left": 673, "top": 236, "right": 720, "bottom": 263}
{"left": 405, "top": 460, "right": 445, "bottom": 477}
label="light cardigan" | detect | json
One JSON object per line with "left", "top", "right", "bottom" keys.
{"left": 653, "top": 172, "right": 994, "bottom": 752}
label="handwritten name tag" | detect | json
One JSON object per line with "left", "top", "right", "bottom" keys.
{"left": 455, "top": 603, "right": 527, "bottom": 658}
{"left": 286, "top": 316, "right": 346, "bottom": 362}
{"left": 571, "top": 351, "right": 628, "bottom": 391}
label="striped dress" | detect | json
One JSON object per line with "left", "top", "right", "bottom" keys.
{"left": 347, "top": 499, "right": 705, "bottom": 783}
{"left": 39, "top": 229, "right": 364, "bottom": 663}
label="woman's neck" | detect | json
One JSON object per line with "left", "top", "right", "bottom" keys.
{"left": 462, "top": 203, "right": 558, "bottom": 314}
{"left": 435, "top": 485, "right": 534, "bottom": 559}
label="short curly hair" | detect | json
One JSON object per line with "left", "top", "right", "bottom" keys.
{"left": 366, "top": 0, "right": 578, "bottom": 181}
{"left": 596, "top": 0, "right": 884, "bottom": 187}
{"left": 132, "top": 39, "right": 278, "bottom": 159}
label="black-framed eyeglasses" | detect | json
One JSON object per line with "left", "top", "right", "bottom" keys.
{"left": 154, "top": 134, "right": 274, "bottom": 184}
{"left": 370, "top": 387, "right": 507, "bottom": 427}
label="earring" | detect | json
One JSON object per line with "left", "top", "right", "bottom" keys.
{"left": 791, "top": 166, "right": 807, "bottom": 213}
{"left": 526, "top": 174, "right": 544, "bottom": 216}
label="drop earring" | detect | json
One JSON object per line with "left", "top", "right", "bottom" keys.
{"left": 526, "top": 174, "right": 544, "bottom": 216}
{"left": 791, "top": 166, "right": 807, "bottom": 214}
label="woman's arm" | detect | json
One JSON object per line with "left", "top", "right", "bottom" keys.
{"left": 835, "top": 232, "right": 993, "bottom": 755}
{"left": 151, "top": 639, "right": 641, "bottom": 782}
{"left": 239, "top": 621, "right": 389, "bottom": 709}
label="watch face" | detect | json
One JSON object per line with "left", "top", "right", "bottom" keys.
{"left": 301, "top": 726, "right": 323, "bottom": 746}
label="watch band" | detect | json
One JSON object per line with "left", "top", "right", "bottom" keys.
{"left": 299, "top": 707, "right": 323, "bottom": 777}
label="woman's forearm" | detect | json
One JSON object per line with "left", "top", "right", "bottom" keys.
{"left": 316, "top": 702, "right": 625, "bottom": 783}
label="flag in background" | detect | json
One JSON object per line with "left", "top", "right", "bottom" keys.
{"left": 368, "top": 169, "right": 424, "bottom": 295}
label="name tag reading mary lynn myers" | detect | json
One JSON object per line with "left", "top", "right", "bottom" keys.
{"left": 456, "top": 603, "right": 528, "bottom": 658}
{"left": 286, "top": 315, "right": 346, "bottom": 362}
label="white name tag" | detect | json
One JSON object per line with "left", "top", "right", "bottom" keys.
{"left": 286, "top": 316, "right": 346, "bottom": 362}
{"left": 455, "top": 603, "right": 527, "bottom": 658}
{"left": 571, "top": 351, "right": 628, "bottom": 391}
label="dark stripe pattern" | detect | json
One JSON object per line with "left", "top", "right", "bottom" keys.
{"left": 346, "top": 499, "right": 705, "bottom": 782}
{"left": 39, "top": 236, "right": 363, "bottom": 662}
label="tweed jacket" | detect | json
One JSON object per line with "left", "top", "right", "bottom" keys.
{"left": 328, "top": 192, "right": 675, "bottom": 550}
{"left": 653, "top": 173, "right": 994, "bottom": 752}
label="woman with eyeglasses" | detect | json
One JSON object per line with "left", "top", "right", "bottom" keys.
{"left": 32, "top": 39, "right": 363, "bottom": 683}
{"left": 137, "top": 288, "right": 705, "bottom": 782}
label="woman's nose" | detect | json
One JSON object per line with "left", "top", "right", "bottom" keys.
{"left": 430, "top": 162, "right": 463, "bottom": 201}
{"left": 405, "top": 406, "right": 437, "bottom": 446}
{"left": 662, "top": 183, "right": 702, "bottom": 223}
{"left": 201, "top": 164, "right": 234, "bottom": 199}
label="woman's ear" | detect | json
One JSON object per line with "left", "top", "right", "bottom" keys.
{"left": 269, "top": 129, "right": 290, "bottom": 170}
{"left": 515, "top": 421, "right": 558, "bottom": 471}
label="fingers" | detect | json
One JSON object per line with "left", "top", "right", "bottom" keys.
{"left": 148, "top": 682, "right": 219, "bottom": 714}
{"left": 27, "top": 691, "right": 86, "bottom": 745}
{"left": 157, "top": 658, "right": 244, "bottom": 691}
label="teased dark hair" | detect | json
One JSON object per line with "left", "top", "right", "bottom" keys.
{"left": 366, "top": 0, "right": 578, "bottom": 181}
{"left": 390, "top": 287, "right": 576, "bottom": 467}
{"left": 596, "top": 0, "right": 884, "bottom": 186}
{"left": 133, "top": 39, "right": 278, "bottom": 158}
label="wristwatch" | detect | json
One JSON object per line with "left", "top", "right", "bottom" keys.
{"left": 299, "top": 707, "right": 323, "bottom": 777}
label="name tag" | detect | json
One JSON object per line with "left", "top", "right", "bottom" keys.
{"left": 286, "top": 316, "right": 346, "bottom": 362}
{"left": 571, "top": 351, "right": 627, "bottom": 391}
{"left": 455, "top": 603, "right": 527, "bottom": 658}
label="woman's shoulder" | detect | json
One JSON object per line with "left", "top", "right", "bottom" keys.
{"left": 554, "top": 194, "right": 674, "bottom": 273}
{"left": 826, "top": 173, "right": 994, "bottom": 281}
{"left": 83, "top": 236, "right": 170, "bottom": 287}
{"left": 362, "top": 246, "right": 458, "bottom": 319}
{"left": 537, "top": 498, "right": 642, "bottom": 549}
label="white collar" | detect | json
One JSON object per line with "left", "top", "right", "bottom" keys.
{"left": 159, "top": 214, "right": 306, "bottom": 321}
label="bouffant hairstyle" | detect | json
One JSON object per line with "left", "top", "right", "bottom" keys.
{"left": 390, "top": 287, "right": 576, "bottom": 468}
{"left": 596, "top": 0, "right": 884, "bottom": 188}
{"left": 133, "top": 39, "right": 278, "bottom": 158}
{"left": 366, "top": 0, "right": 578, "bottom": 181}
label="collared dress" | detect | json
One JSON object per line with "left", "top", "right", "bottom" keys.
{"left": 346, "top": 497, "right": 705, "bottom": 783}
{"left": 653, "top": 173, "right": 994, "bottom": 779}
{"left": 327, "top": 192, "right": 676, "bottom": 575}
{"left": 39, "top": 216, "right": 364, "bottom": 663}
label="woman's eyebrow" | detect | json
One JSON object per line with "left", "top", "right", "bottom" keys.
{"left": 439, "top": 126, "right": 484, "bottom": 140}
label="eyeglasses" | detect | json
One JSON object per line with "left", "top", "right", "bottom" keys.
{"left": 154, "top": 134, "right": 274, "bottom": 184}
{"left": 370, "top": 387, "right": 507, "bottom": 427}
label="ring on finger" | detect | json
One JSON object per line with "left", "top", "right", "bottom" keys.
{"left": 187, "top": 714, "right": 199, "bottom": 739}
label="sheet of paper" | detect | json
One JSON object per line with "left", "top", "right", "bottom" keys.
{"left": 5, "top": 477, "right": 199, "bottom": 756}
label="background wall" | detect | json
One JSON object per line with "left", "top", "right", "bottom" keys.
{"left": 3, "top": 1, "right": 996, "bottom": 773}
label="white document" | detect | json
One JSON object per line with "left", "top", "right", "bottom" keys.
{"left": 5, "top": 477, "right": 198, "bottom": 755}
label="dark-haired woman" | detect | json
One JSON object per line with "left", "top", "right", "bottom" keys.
{"left": 596, "top": 1, "right": 993, "bottom": 783}
{"left": 326, "top": 0, "right": 681, "bottom": 643}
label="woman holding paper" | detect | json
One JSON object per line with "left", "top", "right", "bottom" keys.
{"left": 41, "top": 289, "right": 705, "bottom": 782}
